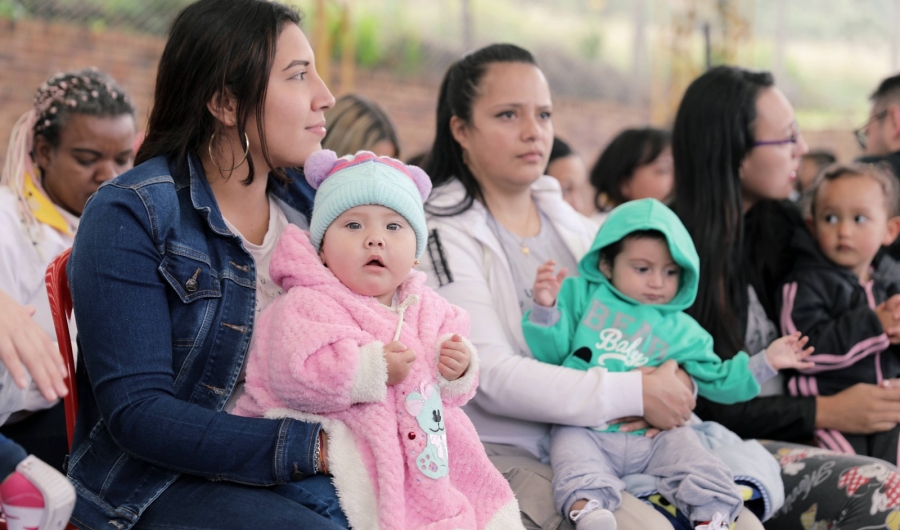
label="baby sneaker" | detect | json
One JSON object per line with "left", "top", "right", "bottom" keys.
{"left": 695, "top": 511, "right": 731, "bottom": 530}
{"left": 570, "top": 499, "right": 617, "bottom": 530}
{"left": 0, "top": 455, "right": 76, "bottom": 530}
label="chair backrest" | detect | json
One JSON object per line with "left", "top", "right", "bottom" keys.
{"left": 45, "top": 248, "right": 77, "bottom": 450}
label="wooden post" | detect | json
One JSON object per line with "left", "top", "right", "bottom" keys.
{"left": 313, "top": 0, "right": 332, "bottom": 88}
{"left": 339, "top": 3, "right": 355, "bottom": 93}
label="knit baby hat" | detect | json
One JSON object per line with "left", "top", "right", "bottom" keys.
{"left": 305, "top": 149, "right": 433, "bottom": 259}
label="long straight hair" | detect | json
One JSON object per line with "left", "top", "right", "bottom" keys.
{"left": 135, "top": 0, "right": 300, "bottom": 184}
{"left": 424, "top": 44, "right": 537, "bottom": 216}
{"left": 671, "top": 66, "right": 774, "bottom": 359}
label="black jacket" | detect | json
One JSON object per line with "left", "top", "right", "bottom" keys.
{"left": 695, "top": 200, "right": 819, "bottom": 442}
{"left": 777, "top": 226, "right": 900, "bottom": 396}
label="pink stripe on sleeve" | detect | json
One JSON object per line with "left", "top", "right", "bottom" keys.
{"left": 781, "top": 283, "right": 799, "bottom": 335}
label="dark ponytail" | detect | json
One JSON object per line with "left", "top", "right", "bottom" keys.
{"left": 424, "top": 43, "right": 537, "bottom": 216}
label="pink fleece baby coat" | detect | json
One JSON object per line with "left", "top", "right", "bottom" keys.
{"left": 233, "top": 225, "right": 522, "bottom": 530}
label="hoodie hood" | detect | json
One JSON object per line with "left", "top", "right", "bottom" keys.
{"left": 578, "top": 198, "right": 699, "bottom": 311}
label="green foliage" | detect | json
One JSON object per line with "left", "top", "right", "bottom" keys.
{"left": 578, "top": 28, "right": 603, "bottom": 61}
{"left": 0, "top": 0, "right": 20, "bottom": 20}
{"left": 354, "top": 14, "right": 382, "bottom": 68}
{"left": 8, "top": 0, "right": 194, "bottom": 34}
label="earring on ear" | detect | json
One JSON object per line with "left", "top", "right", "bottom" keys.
{"left": 414, "top": 260, "right": 420, "bottom": 266}
{"left": 209, "top": 131, "right": 250, "bottom": 172}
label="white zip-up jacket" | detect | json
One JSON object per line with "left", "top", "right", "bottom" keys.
{"left": 421, "top": 176, "right": 642, "bottom": 458}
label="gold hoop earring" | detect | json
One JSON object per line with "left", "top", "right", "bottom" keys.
{"left": 209, "top": 132, "right": 250, "bottom": 172}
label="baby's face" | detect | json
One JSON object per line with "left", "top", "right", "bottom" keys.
{"left": 811, "top": 175, "right": 894, "bottom": 279}
{"left": 603, "top": 237, "right": 680, "bottom": 305}
{"left": 319, "top": 204, "right": 417, "bottom": 305}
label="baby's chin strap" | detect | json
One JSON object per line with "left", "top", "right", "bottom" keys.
{"left": 390, "top": 294, "right": 420, "bottom": 342}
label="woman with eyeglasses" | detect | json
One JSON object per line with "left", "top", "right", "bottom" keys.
{"left": 672, "top": 65, "right": 900, "bottom": 529}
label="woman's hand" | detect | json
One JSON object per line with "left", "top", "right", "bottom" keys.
{"left": 613, "top": 362, "right": 693, "bottom": 433}
{"left": 612, "top": 417, "right": 661, "bottom": 438}
{"left": 0, "top": 292, "right": 68, "bottom": 401}
{"left": 816, "top": 381, "right": 900, "bottom": 434}
{"left": 639, "top": 360, "right": 695, "bottom": 430}
{"left": 318, "top": 430, "right": 329, "bottom": 475}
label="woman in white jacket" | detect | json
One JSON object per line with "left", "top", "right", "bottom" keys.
{"left": 418, "top": 44, "right": 765, "bottom": 530}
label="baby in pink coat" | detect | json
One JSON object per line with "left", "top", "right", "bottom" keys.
{"left": 233, "top": 150, "right": 522, "bottom": 530}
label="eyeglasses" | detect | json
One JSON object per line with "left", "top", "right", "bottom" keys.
{"left": 854, "top": 109, "right": 888, "bottom": 150}
{"left": 753, "top": 124, "right": 800, "bottom": 148}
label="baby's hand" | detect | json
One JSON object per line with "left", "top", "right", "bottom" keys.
{"left": 765, "top": 331, "right": 815, "bottom": 371}
{"left": 533, "top": 260, "right": 568, "bottom": 308}
{"left": 439, "top": 334, "right": 471, "bottom": 381}
{"left": 384, "top": 340, "right": 415, "bottom": 386}
{"left": 876, "top": 295, "right": 900, "bottom": 344}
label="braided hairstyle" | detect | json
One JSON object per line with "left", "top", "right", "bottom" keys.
{"left": 1, "top": 68, "right": 134, "bottom": 245}
{"left": 32, "top": 68, "right": 134, "bottom": 149}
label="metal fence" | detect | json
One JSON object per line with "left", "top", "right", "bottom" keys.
{"left": 0, "top": 0, "right": 192, "bottom": 34}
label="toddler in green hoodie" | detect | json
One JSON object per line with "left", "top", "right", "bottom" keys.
{"left": 522, "top": 198, "right": 814, "bottom": 530}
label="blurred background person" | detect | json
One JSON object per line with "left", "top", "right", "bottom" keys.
{"left": 0, "top": 68, "right": 135, "bottom": 471}
{"left": 545, "top": 136, "right": 595, "bottom": 218}
{"left": 322, "top": 93, "right": 400, "bottom": 158}
{"left": 858, "top": 73, "right": 900, "bottom": 258}
{"left": 857, "top": 73, "right": 900, "bottom": 173}
{"left": 590, "top": 127, "right": 672, "bottom": 213}
{"left": 796, "top": 150, "right": 836, "bottom": 195}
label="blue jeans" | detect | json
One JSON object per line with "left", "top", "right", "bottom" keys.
{"left": 131, "top": 473, "right": 348, "bottom": 530}
{"left": 0, "top": 432, "right": 27, "bottom": 479}
{"left": 273, "top": 475, "right": 349, "bottom": 527}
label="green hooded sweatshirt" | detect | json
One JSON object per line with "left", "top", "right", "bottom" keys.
{"left": 522, "top": 199, "right": 760, "bottom": 431}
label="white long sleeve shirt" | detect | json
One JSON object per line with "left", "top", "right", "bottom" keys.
{"left": 421, "top": 176, "right": 642, "bottom": 458}
{"left": 0, "top": 187, "right": 74, "bottom": 421}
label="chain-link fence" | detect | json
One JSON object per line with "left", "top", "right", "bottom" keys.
{"left": 0, "top": 0, "right": 190, "bottom": 34}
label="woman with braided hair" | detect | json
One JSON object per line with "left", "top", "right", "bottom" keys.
{"left": 0, "top": 68, "right": 135, "bottom": 479}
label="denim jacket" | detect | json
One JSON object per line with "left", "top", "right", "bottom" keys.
{"left": 67, "top": 154, "right": 320, "bottom": 530}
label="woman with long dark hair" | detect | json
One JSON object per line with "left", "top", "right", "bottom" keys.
{"left": 673, "top": 65, "right": 900, "bottom": 529}
{"left": 420, "top": 44, "right": 767, "bottom": 530}
{"left": 66, "top": 1, "right": 349, "bottom": 528}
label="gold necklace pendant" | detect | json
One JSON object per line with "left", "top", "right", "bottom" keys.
{"left": 520, "top": 245, "right": 530, "bottom": 255}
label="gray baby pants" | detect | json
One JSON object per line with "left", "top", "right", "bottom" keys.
{"left": 550, "top": 425, "right": 743, "bottom": 524}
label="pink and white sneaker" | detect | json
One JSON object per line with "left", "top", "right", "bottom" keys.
{"left": 694, "top": 512, "right": 731, "bottom": 530}
{"left": 0, "top": 455, "right": 75, "bottom": 530}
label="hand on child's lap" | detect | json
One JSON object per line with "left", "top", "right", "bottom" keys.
{"left": 765, "top": 331, "right": 815, "bottom": 370}
{"left": 384, "top": 341, "right": 416, "bottom": 385}
{"left": 439, "top": 334, "right": 471, "bottom": 381}
{"left": 532, "top": 260, "right": 568, "bottom": 308}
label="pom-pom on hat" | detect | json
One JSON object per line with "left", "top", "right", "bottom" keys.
{"left": 305, "top": 150, "right": 433, "bottom": 259}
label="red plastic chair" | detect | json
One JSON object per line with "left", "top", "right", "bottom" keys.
{"left": 36, "top": 248, "right": 80, "bottom": 530}
{"left": 0, "top": 251, "right": 79, "bottom": 529}
{"left": 45, "top": 248, "right": 78, "bottom": 451}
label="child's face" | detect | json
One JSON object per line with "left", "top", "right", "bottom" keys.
{"left": 319, "top": 204, "right": 418, "bottom": 305}
{"left": 600, "top": 237, "right": 680, "bottom": 305}
{"left": 810, "top": 175, "right": 897, "bottom": 279}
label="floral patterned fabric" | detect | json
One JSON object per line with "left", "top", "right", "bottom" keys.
{"left": 763, "top": 441, "right": 900, "bottom": 530}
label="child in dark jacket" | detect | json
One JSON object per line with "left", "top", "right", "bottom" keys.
{"left": 778, "top": 162, "right": 900, "bottom": 463}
